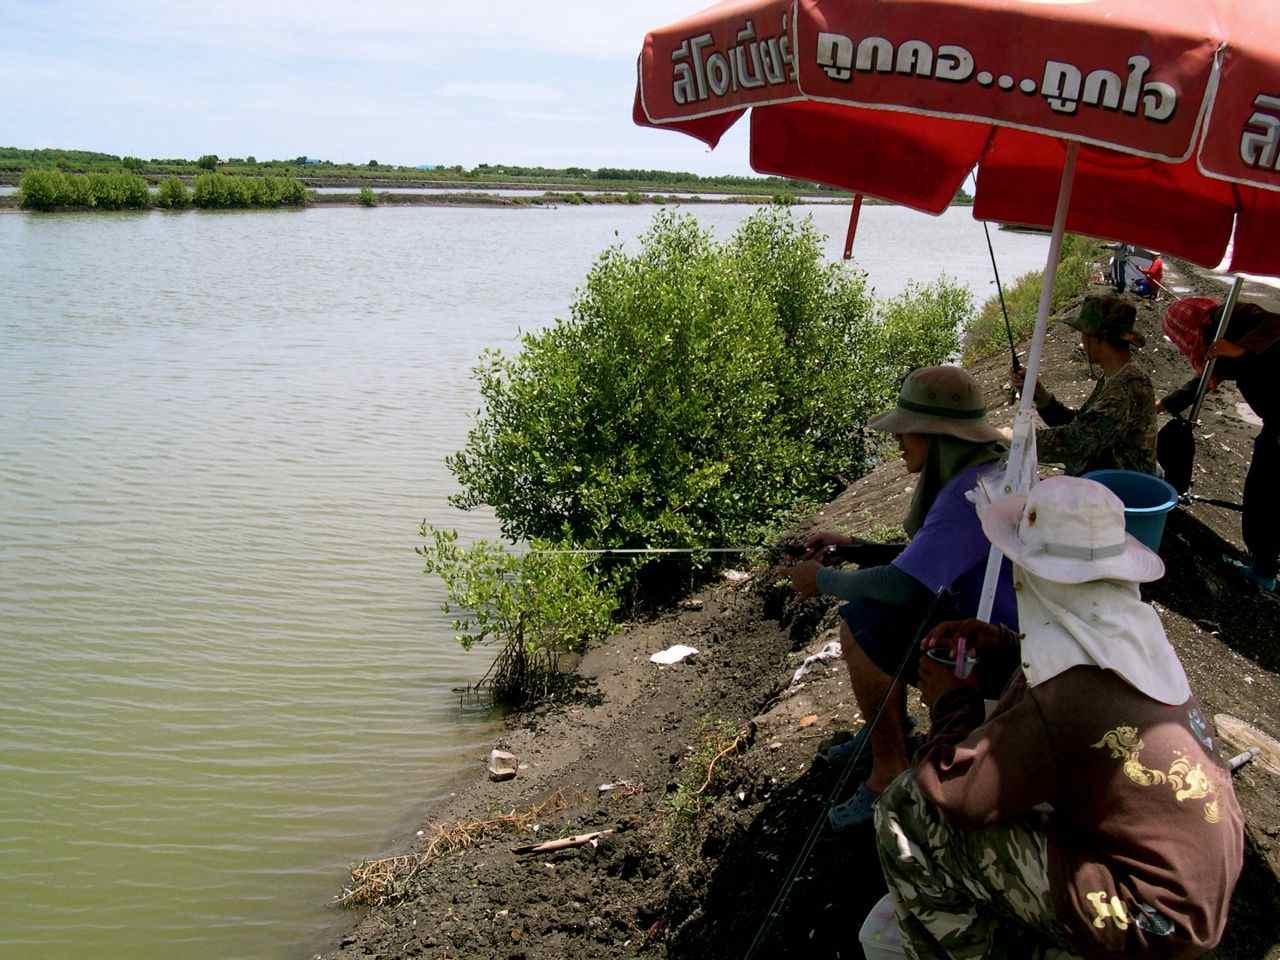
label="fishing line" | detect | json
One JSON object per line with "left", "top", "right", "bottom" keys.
{"left": 983, "top": 221, "right": 1021, "bottom": 373}
{"left": 524, "top": 546, "right": 765, "bottom": 556}
{"left": 741, "top": 588, "right": 952, "bottom": 960}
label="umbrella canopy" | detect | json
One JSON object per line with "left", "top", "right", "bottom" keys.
{"left": 634, "top": 0, "right": 1280, "bottom": 276}
{"left": 633, "top": 0, "right": 1280, "bottom": 619}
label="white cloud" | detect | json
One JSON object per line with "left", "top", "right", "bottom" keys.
{"left": 17, "top": 0, "right": 704, "bottom": 62}
{"left": 437, "top": 82, "right": 564, "bottom": 103}
{"left": 0, "top": 0, "right": 761, "bottom": 176}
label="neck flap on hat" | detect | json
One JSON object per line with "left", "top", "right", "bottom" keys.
{"left": 904, "top": 436, "right": 1005, "bottom": 536}
{"left": 1016, "top": 568, "right": 1191, "bottom": 706}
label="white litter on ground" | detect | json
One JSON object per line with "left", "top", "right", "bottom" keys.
{"left": 791, "top": 640, "right": 843, "bottom": 684}
{"left": 649, "top": 644, "right": 699, "bottom": 665}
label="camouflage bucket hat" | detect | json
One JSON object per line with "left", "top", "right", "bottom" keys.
{"left": 868, "top": 365, "right": 1004, "bottom": 444}
{"left": 1065, "top": 295, "right": 1146, "bottom": 348}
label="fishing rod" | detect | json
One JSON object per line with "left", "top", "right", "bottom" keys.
{"left": 983, "top": 221, "right": 1021, "bottom": 373}
{"left": 525, "top": 542, "right": 887, "bottom": 563}
{"left": 1179, "top": 493, "right": 1244, "bottom": 513}
{"left": 741, "top": 588, "right": 952, "bottom": 960}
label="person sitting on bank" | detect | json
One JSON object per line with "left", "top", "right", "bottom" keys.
{"left": 782, "top": 366, "right": 1019, "bottom": 830}
{"left": 875, "top": 476, "right": 1243, "bottom": 960}
{"left": 1012, "top": 295, "right": 1157, "bottom": 477}
{"left": 1159, "top": 297, "right": 1280, "bottom": 592}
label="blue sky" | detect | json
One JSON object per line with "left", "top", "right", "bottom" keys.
{"left": 1, "top": 0, "right": 756, "bottom": 175}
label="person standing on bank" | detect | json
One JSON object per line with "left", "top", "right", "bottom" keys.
{"left": 1012, "top": 295, "right": 1157, "bottom": 477}
{"left": 782, "top": 366, "right": 1019, "bottom": 830}
{"left": 1159, "top": 297, "right": 1280, "bottom": 592}
{"left": 875, "top": 477, "right": 1243, "bottom": 960}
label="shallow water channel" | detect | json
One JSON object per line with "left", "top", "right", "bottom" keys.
{"left": 0, "top": 204, "right": 1049, "bottom": 959}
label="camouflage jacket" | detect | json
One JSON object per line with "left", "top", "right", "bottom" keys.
{"left": 1036, "top": 362, "right": 1157, "bottom": 477}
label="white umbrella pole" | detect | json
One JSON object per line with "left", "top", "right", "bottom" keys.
{"left": 975, "top": 142, "right": 1079, "bottom": 622}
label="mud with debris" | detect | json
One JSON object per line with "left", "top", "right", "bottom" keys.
{"left": 321, "top": 264, "right": 1280, "bottom": 960}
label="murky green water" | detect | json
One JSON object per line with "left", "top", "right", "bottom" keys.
{"left": 0, "top": 204, "right": 1048, "bottom": 959}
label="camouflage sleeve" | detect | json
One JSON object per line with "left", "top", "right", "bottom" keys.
{"left": 1036, "top": 377, "right": 1137, "bottom": 471}
{"left": 914, "top": 679, "right": 1057, "bottom": 830}
{"left": 1035, "top": 393, "right": 1077, "bottom": 427}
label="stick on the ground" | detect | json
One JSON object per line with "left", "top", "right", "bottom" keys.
{"left": 696, "top": 729, "right": 750, "bottom": 795}
{"left": 511, "top": 829, "right": 614, "bottom": 855}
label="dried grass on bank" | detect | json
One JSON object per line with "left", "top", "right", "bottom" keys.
{"left": 338, "top": 790, "right": 572, "bottom": 908}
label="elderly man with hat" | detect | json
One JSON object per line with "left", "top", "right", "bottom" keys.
{"left": 874, "top": 476, "right": 1243, "bottom": 959}
{"left": 784, "top": 366, "right": 1019, "bottom": 829}
{"left": 1013, "top": 295, "right": 1157, "bottom": 477}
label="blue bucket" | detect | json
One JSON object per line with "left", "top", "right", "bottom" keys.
{"left": 1083, "top": 470, "right": 1178, "bottom": 552}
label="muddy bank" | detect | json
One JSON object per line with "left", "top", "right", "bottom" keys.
{"left": 292, "top": 177, "right": 848, "bottom": 198}
{"left": 305, "top": 191, "right": 837, "bottom": 208}
{"left": 0, "top": 191, "right": 838, "bottom": 213}
{"left": 322, "top": 264, "right": 1280, "bottom": 960}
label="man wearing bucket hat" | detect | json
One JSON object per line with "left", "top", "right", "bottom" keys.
{"left": 874, "top": 477, "right": 1243, "bottom": 959}
{"left": 782, "top": 366, "right": 1020, "bottom": 829}
{"left": 1012, "top": 295, "right": 1157, "bottom": 477}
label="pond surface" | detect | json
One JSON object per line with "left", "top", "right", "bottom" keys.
{"left": 0, "top": 204, "right": 1048, "bottom": 959}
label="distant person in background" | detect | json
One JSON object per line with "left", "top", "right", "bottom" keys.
{"left": 1133, "top": 257, "right": 1164, "bottom": 299}
{"left": 782, "top": 366, "right": 1018, "bottom": 830}
{"left": 1013, "top": 295, "right": 1157, "bottom": 477}
{"left": 1160, "top": 297, "right": 1280, "bottom": 591}
{"left": 875, "top": 477, "right": 1243, "bottom": 960}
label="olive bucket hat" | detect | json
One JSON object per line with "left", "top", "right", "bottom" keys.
{"left": 868, "top": 365, "right": 1004, "bottom": 444}
{"left": 1065, "top": 294, "right": 1146, "bottom": 348}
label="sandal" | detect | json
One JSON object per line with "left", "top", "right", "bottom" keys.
{"left": 817, "top": 716, "right": 917, "bottom": 767}
{"left": 827, "top": 782, "right": 881, "bottom": 832}
{"left": 816, "top": 726, "right": 871, "bottom": 767}
{"left": 1224, "top": 555, "right": 1277, "bottom": 592}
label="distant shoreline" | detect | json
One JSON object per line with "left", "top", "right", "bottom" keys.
{"left": 0, "top": 190, "right": 981, "bottom": 213}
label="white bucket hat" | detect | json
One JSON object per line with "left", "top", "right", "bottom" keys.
{"left": 978, "top": 476, "right": 1165, "bottom": 584}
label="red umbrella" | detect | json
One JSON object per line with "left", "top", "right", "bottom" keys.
{"left": 635, "top": 0, "right": 1279, "bottom": 271}
{"left": 632, "top": 0, "right": 1280, "bottom": 614}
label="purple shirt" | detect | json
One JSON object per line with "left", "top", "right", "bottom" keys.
{"left": 892, "top": 462, "right": 1019, "bottom": 629}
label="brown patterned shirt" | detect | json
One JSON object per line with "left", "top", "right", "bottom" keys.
{"left": 917, "top": 668, "right": 1244, "bottom": 959}
{"left": 1036, "top": 362, "right": 1158, "bottom": 477}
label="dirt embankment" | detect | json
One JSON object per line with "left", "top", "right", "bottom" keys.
{"left": 322, "top": 264, "right": 1280, "bottom": 960}
{"left": 305, "top": 192, "right": 836, "bottom": 209}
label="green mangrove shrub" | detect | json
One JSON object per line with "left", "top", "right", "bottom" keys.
{"left": 18, "top": 170, "right": 61, "bottom": 210}
{"left": 156, "top": 176, "right": 190, "bottom": 209}
{"left": 962, "top": 233, "right": 1105, "bottom": 362}
{"left": 192, "top": 173, "right": 306, "bottom": 208}
{"left": 417, "top": 526, "right": 617, "bottom": 705}
{"left": 87, "top": 172, "right": 149, "bottom": 210}
{"left": 357, "top": 186, "right": 377, "bottom": 207}
{"left": 19, "top": 170, "right": 148, "bottom": 210}
{"left": 447, "top": 209, "right": 966, "bottom": 563}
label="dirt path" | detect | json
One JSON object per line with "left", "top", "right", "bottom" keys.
{"left": 322, "top": 268, "right": 1280, "bottom": 960}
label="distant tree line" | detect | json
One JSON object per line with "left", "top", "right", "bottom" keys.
{"left": 0, "top": 147, "right": 850, "bottom": 196}
{"left": 1, "top": 146, "right": 973, "bottom": 206}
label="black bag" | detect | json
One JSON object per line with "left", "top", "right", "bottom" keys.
{"left": 1157, "top": 417, "right": 1196, "bottom": 494}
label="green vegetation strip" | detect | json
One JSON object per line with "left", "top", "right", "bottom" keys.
{"left": 2, "top": 147, "right": 969, "bottom": 201}
{"left": 18, "top": 170, "right": 306, "bottom": 211}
